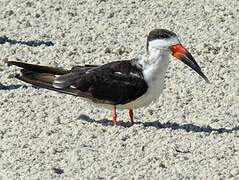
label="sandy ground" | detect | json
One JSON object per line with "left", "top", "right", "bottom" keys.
{"left": 0, "top": 0, "right": 239, "bottom": 179}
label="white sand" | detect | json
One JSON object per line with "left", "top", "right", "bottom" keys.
{"left": 0, "top": 0, "right": 239, "bottom": 179}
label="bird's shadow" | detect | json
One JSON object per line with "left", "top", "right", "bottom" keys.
{"left": 0, "top": 36, "right": 54, "bottom": 47}
{"left": 0, "top": 84, "right": 26, "bottom": 90}
{"left": 78, "top": 114, "right": 239, "bottom": 134}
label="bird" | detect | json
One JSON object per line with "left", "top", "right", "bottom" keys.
{"left": 7, "top": 29, "right": 209, "bottom": 125}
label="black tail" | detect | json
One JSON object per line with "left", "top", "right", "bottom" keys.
{"left": 7, "top": 61, "right": 83, "bottom": 96}
{"left": 15, "top": 71, "right": 83, "bottom": 96}
{"left": 7, "top": 61, "right": 69, "bottom": 75}
{"left": 7, "top": 61, "right": 97, "bottom": 98}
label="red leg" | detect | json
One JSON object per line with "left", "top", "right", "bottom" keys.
{"left": 129, "top": 109, "right": 134, "bottom": 124}
{"left": 112, "top": 106, "right": 117, "bottom": 125}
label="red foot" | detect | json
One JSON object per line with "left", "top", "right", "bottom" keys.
{"left": 112, "top": 106, "right": 117, "bottom": 125}
{"left": 129, "top": 109, "right": 134, "bottom": 124}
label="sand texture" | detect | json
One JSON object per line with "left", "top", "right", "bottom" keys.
{"left": 0, "top": 0, "right": 239, "bottom": 179}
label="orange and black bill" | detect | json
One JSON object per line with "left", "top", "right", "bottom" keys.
{"left": 170, "top": 44, "right": 210, "bottom": 83}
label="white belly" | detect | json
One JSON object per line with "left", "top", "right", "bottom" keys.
{"left": 88, "top": 90, "right": 162, "bottom": 110}
{"left": 117, "top": 78, "right": 165, "bottom": 109}
{"left": 89, "top": 78, "right": 165, "bottom": 110}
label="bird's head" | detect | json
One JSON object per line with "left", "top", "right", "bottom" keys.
{"left": 147, "top": 29, "right": 209, "bottom": 83}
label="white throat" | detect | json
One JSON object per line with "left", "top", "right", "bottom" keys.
{"left": 134, "top": 40, "right": 173, "bottom": 107}
{"left": 142, "top": 47, "right": 170, "bottom": 88}
{"left": 140, "top": 37, "right": 179, "bottom": 83}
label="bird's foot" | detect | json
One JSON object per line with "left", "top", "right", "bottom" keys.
{"left": 129, "top": 109, "right": 134, "bottom": 125}
{"left": 112, "top": 106, "right": 117, "bottom": 126}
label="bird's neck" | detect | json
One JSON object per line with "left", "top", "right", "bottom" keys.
{"left": 140, "top": 47, "right": 170, "bottom": 82}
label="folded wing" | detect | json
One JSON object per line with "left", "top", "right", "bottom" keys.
{"left": 8, "top": 60, "right": 148, "bottom": 105}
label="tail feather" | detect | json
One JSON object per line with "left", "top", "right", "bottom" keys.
{"left": 8, "top": 60, "right": 96, "bottom": 99}
{"left": 20, "top": 69, "right": 56, "bottom": 84}
{"left": 15, "top": 70, "right": 85, "bottom": 97}
{"left": 7, "top": 61, "right": 69, "bottom": 75}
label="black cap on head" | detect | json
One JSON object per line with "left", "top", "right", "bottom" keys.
{"left": 147, "top": 29, "right": 177, "bottom": 52}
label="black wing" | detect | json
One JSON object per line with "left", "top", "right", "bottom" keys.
{"left": 8, "top": 60, "right": 148, "bottom": 105}
{"left": 54, "top": 60, "right": 148, "bottom": 105}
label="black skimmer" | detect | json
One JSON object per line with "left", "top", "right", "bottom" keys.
{"left": 7, "top": 29, "right": 209, "bottom": 125}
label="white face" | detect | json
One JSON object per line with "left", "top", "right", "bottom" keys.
{"left": 148, "top": 37, "right": 180, "bottom": 51}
